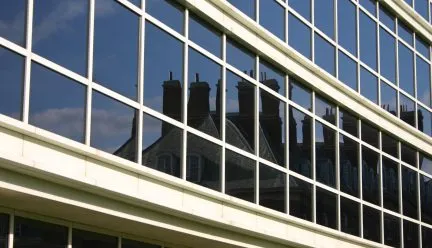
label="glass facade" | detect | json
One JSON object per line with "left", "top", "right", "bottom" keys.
{"left": 0, "top": 0, "right": 432, "bottom": 247}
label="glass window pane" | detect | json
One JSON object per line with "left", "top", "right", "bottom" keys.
{"left": 144, "top": 22, "right": 183, "bottom": 119}
{"left": 33, "top": 0, "right": 88, "bottom": 76}
{"left": 122, "top": 239, "right": 160, "bottom": 248}
{"left": 226, "top": 70, "right": 255, "bottom": 153}
{"left": 146, "top": 0, "right": 184, "bottom": 34}
{"left": 416, "top": 56, "right": 431, "bottom": 107}
{"left": 423, "top": 226, "right": 432, "bottom": 248}
{"left": 91, "top": 91, "right": 137, "bottom": 162}
{"left": 379, "top": 28, "right": 396, "bottom": 84}
{"left": 381, "top": 81, "right": 397, "bottom": 116}
{"left": 339, "top": 108, "right": 358, "bottom": 137}
{"left": 361, "top": 121, "right": 379, "bottom": 148}
{"left": 360, "top": 0, "right": 376, "bottom": 16}
{"left": 415, "top": 0, "right": 429, "bottom": 20}
{"left": 420, "top": 153, "right": 432, "bottom": 175}
{"left": 360, "top": 66, "right": 378, "bottom": 104}
{"left": 289, "top": 0, "right": 311, "bottom": 21}
{"left": 402, "top": 166, "right": 418, "bottom": 219}
{"left": 0, "top": 46, "right": 24, "bottom": 120}
{"left": 0, "top": 0, "right": 26, "bottom": 46}
{"left": 189, "top": 14, "right": 222, "bottom": 57}
{"left": 187, "top": 48, "right": 221, "bottom": 138}
{"left": 384, "top": 214, "right": 400, "bottom": 247}
{"left": 338, "top": 0, "right": 357, "bottom": 55}
{"left": 401, "top": 142, "right": 417, "bottom": 167}
{"left": 340, "top": 135, "right": 359, "bottom": 197}
{"left": 421, "top": 175, "right": 432, "bottom": 225}
{"left": 398, "top": 21, "right": 413, "bottom": 46}
{"left": 315, "top": 121, "right": 336, "bottom": 187}
{"left": 315, "top": 95, "right": 336, "bottom": 125}
{"left": 379, "top": 6, "right": 395, "bottom": 31}
{"left": 289, "top": 78, "right": 311, "bottom": 110}
{"left": 259, "top": 89, "right": 285, "bottom": 165}
{"left": 29, "top": 62, "right": 86, "bottom": 143}
{"left": 128, "top": 0, "right": 140, "bottom": 7}
{"left": 142, "top": 113, "right": 182, "bottom": 178}
{"left": 260, "top": 0, "right": 284, "bottom": 40}
{"left": 186, "top": 132, "right": 221, "bottom": 191}
{"left": 225, "top": 149, "right": 255, "bottom": 203}
{"left": 227, "top": 38, "right": 255, "bottom": 77}
{"left": 288, "top": 13, "right": 312, "bottom": 59}
{"left": 259, "top": 164, "right": 286, "bottom": 213}
{"left": 314, "top": 34, "right": 335, "bottom": 76}
{"left": 363, "top": 205, "right": 381, "bottom": 243}
{"left": 72, "top": 229, "right": 117, "bottom": 248}
{"left": 14, "top": 217, "right": 67, "bottom": 248}
{"left": 289, "top": 176, "right": 312, "bottom": 221}
{"left": 316, "top": 188, "right": 337, "bottom": 229}
{"left": 418, "top": 105, "right": 432, "bottom": 136}
{"left": 400, "top": 93, "right": 416, "bottom": 127}
{"left": 94, "top": 1, "right": 139, "bottom": 100}
{"left": 315, "top": 0, "right": 334, "bottom": 39}
{"left": 416, "top": 36, "right": 430, "bottom": 59}
{"left": 360, "top": 12, "right": 377, "bottom": 70}
{"left": 228, "top": 0, "right": 255, "bottom": 20}
{"left": 259, "top": 59, "right": 285, "bottom": 96}
{"left": 382, "top": 157, "right": 399, "bottom": 212}
{"left": 362, "top": 146, "right": 380, "bottom": 205}
{"left": 289, "top": 107, "right": 312, "bottom": 178}
{"left": 338, "top": 51, "right": 357, "bottom": 90}
{"left": 399, "top": 43, "right": 414, "bottom": 96}
{"left": 382, "top": 132, "right": 398, "bottom": 158}
{"left": 0, "top": 214, "right": 8, "bottom": 248}
{"left": 404, "top": 221, "right": 419, "bottom": 248}
{"left": 340, "top": 197, "right": 360, "bottom": 237}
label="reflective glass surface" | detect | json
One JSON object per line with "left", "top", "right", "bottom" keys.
{"left": 146, "top": 0, "right": 184, "bottom": 34}
{"left": 415, "top": 0, "right": 429, "bottom": 20}
{"left": 288, "top": 13, "right": 311, "bottom": 59}
{"left": 361, "top": 121, "right": 379, "bottom": 148}
{"left": 416, "top": 56, "right": 431, "bottom": 107}
{"left": 402, "top": 166, "right": 418, "bottom": 219}
{"left": 289, "top": 107, "right": 312, "bottom": 178}
{"left": 423, "top": 227, "right": 432, "bottom": 248}
{"left": 227, "top": 39, "right": 255, "bottom": 77}
{"left": 189, "top": 14, "right": 221, "bottom": 57}
{"left": 315, "top": 95, "right": 336, "bottom": 125}
{"left": 259, "top": 164, "right": 285, "bottom": 213}
{"left": 360, "top": 0, "right": 376, "bottom": 16}
{"left": 382, "top": 157, "right": 399, "bottom": 212}
{"left": 363, "top": 205, "right": 381, "bottom": 243}
{"left": 421, "top": 175, "right": 432, "bottom": 225}
{"left": 404, "top": 221, "right": 419, "bottom": 248}
{"left": 228, "top": 0, "right": 255, "bottom": 20}
{"left": 0, "top": 0, "right": 26, "bottom": 46}
{"left": 314, "top": 34, "right": 335, "bottom": 76}
{"left": 260, "top": 59, "right": 285, "bottom": 96}
{"left": 338, "top": 0, "right": 357, "bottom": 55}
{"left": 340, "top": 134, "right": 359, "bottom": 197}
{"left": 260, "top": 0, "right": 284, "bottom": 40}
{"left": 381, "top": 82, "right": 397, "bottom": 116}
{"left": 340, "top": 197, "right": 360, "bottom": 237}
{"left": 338, "top": 51, "right": 357, "bottom": 90}
{"left": 381, "top": 132, "right": 398, "bottom": 158}
{"left": 339, "top": 108, "right": 358, "bottom": 137}
{"left": 400, "top": 93, "right": 416, "bottom": 127}
{"left": 289, "top": 78, "right": 311, "bottom": 110}
{"left": 401, "top": 142, "right": 417, "bottom": 166}
{"left": 316, "top": 187, "right": 337, "bottom": 229}
{"left": 14, "top": 217, "right": 67, "bottom": 248}
{"left": 72, "top": 229, "right": 117, "bottom": 248}
{"left": 398, "top": 43, "right": 414, "bottom": 96}
{"left": 122, "top": 239, "right": 160, "bottom": 248}
{"left": 384, "top": 214, "right": 400, "bottom": 247}
{"left": 289, "top": 176, "right": 312, "bottom": 221}
{"left": 379, "top": 28, "right": 396, "bottom": 84}
{"left": 0, "top": 214, "right": 8, "bottom": 248}
{"left": 289, "top": 0, "right": 311, "bottom": 21}
{"left": 398, "top": 22, "right": 413, "bottom": 46}
{"left": 379, "top": 6, "right": 395, "bottom": 31}
{"left": 360, "top": 66, "right": 378, "bottom": 104}
{"left": 225, "top": 149, "right": 255, "bottom": 203}
{"left": 360, "top": 11, "right": 377, "bottom": 70}
{"left": 416, "top": 36, "right": 430, "bottom": 59}
{"left": 420, "top": 153, "right": 432, "bottom": 175}
{"left": 418, "top": 105, "right": 432, "bottom": 136}
{"left": 315, "top": 121, "right": 336, "bottom": 188}
{"left": 315, "top": 0, "right": 334, "bottom": 39}
{"left": 362, "top": 146, "right": 380, "bottom": 205}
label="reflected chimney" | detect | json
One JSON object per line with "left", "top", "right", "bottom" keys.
{"left": 188, "top": 73, "right": 210, "bottom": 118}
{"left": 237, "top": 77, "right": 254, "bottom": 116}
{"left": 162, "top": 71, "right": 182, "bottom": 135}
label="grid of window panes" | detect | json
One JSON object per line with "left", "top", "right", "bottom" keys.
{"left": 1, "top": 0, "right": 432, "bottom": 247}
{"left": 403, "top": 0, "right": 432, "bottom": 24}
{"left": 228, "top": 0, "right": 432, "bottom": 138}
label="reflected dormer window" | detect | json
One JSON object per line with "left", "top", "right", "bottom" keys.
{"left": 187, "top": 154, "right": 202, "bottom": 183}
{"left": 157, "top": 153, "right": 173, "bottom": 174}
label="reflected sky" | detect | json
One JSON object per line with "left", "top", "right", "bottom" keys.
{"left": 289, "top": 13, "right": 311, "bottom": 59}
{"left": 189, "top": 14, "right": 221, "bottom": 58}
{"left": 338, "top": 0, "right": 356, "bottom": 55}
{"left": 315, "top": 34, "right": 335, "bottom": 76}
{"left": 399, "top": 43, "right": 414, "bottom": 96}
{"left": 146, "top": 0, "right": 184, "bottom": 34}
{"left": 0, "top": 46, "right": 23, "bottom": 120}
{"left": 338, "top": 51, "right": 357, "bottom": 91}
{"left": 0, "top": 0, "right": 26, "bottom": 46}
{"left": 360, "top": 11, "right": 377, "bottom": 70}
{"left": 360, "top": 67, "right": 378, "bottom": 104}
{"left": 315, "top": 0, "right": 334, "bottom": 39}
{"left": 260, "top": 0, "right": 284, "bottom": 41}
{"left": 380, "top": 28, "right": 396, "bottom": 84}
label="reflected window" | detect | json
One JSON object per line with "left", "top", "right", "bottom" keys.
{"left": 144, "top": 22, "right": 183, "bottom": 119}
{"left": 0, "top": 46, "right": 24, "bottom": 120}
{"left": 259, "top": 164, "right": 286, "bottom": 213}
{"left": 360, "top": 0, "right": 376, "bottom": 16}
{"left": 363, "top": 205, "right": 381, "bottom": 243}
{"left": 29, "top": 62, "right": 86, "bottom": 143}
{"left": 360, "top": 11, "right": 377, "bottom": 70}
{"left": 289, "top": 176, "right": 312, "bottom": 221}
{"left": 0, "top": 0, "right": 26, "bottom": 46}
{"left": 416, "top": 36, "right": 430, "bottom": 59}
{"left": 416, "top": 56, "right": 431, "bottom": 107}
{"left": 398, "top": 43, "right": 414, "bottom": 96}
{"left": 72, "top": 229, "right": 117, "bottom": 248}
{"left": 362, "top": 146, "right": 380, "bottom": 205}
{"left": 289, "top": 78, "right": 311, "bottom": 110}
{"left": 398, "top": 21, "right": 413, "bottom": 46}
{"left": 421, "top": 175, "right": 432, "bottom": 225}
{"left": 315, "top": 121, "right": 336, "bottom": 188}
{"left": 401, "top": 142, "right": 417, "bottom": 166}
{"left": 33, "top": 0, "right": 88, "bottom": 76}
{"left": 338, "top": 0, "right": 356, "bottom": 55}
{"left": 226, "top": 70, "right": 255, "bottom": 153}
{"left": 122, "top": 239, "right": 160, "bottom": 248}
{"left": 340, "top": 135, "right": 359, "bottom": 197}
{"left": 315, "top": 0, "right": 334, "bottom": 39}
{"left": 14, "top": 217, "right": 67, "bottom": 248}
{"left": 228, "top": 0, "right": 255, "bottom": 20}
{"left": 0, "top": 214, "right": 8, "bottom": 248}
{"left": 316, "top": 188, "right": 336, "bottom": 229}
{"left": 260, "top": 0, "right": 284, "bottom": 41}
{"left": 381, "top": 132, "right": 398, "bottom": 158}
{"left": 379, "top": 28, "right": 396, "bottom": 84}
{"left": 400, "top": 93, "right": 416, "bottom": 128}
{"left": 225, "top": 149, "right": 255, "bottom": 203}
{"left": 404, "top": 221, "right": 418, "bottom": 248}
{"left": 315, "top": 95, "right": 336, "bottom": 125}
{"left": 379, "top": 6, "right": 395, "bottom": 31}
{"left": 314, "top": 34, "right": 335, "bottom": 76}
{"left": 420, "top": 153, "right": 432, "bottom": 175}
{"left": 402, "top": 166, "right": 418, "bottom": 219}
{"left": 189, "top": 14, "right": 222, "bottom": 57}
{"left": 289, "top": 0, "right": 311, "bottom": 21}
{"left": 360, "top": 66, "right": 378, "bottom": 104}
{"left": 382, "top": 158, "right": 399, "bottom": 212}
{"left": 423, "top": 227, "right": 432, "bottom": 248}
{"left": 91, "top": 91, "right": 137, "bottom": 162}
{"left": 340, "top": 197, "right": 360, "bottom": 237}
{"left": 146, "top": 0, "right": 184, "bottom": 34}
{"left": 339, "top": 108, "right": 358, "bottom": 137}
{"left": 142, "top": 113, "right": 182, "bottom": 178}
{"left": 188, "top": 48, "right": 221, "bottom": 138}
{"left": 418, "top": 105, "right": 432, "bottom": 136}
{"left": 289, "top": 107, "right": 312, "bottom": 178}
{"left": 227, "top": 38, "right": 255, "bottom": 77}
{"left": 94, "top": 1, "right": 139, "bottom": 100}
{"left": 288, "top": 13, "right": 311, "bottom": 59}
{"left": 338, "top": 51, "right": 357, "bottom": 90}
{"left": 381, "top": 82, "right": 397, "bottom": 116}
{"left": 384, "top": 214, "right": 400, "bottom": 247}
{"left": 260, "top": 59, "right": 285, "bottom": 96}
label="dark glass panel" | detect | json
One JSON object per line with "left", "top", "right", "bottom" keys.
{"left": 339, "top": 108, "right": 358, "bottom": 137}
{"left": 91, "top": 91, "right": 137, "bottom": 162}
{"left": 382, "top": 157, "right": 399, "bottom": 212}
{"left": 289, "top": 78, "right": 311, "bottom": 110}
{"left": 122, "top": 239, "right": 160, "bottom": 248}
{"left": 381, "top": 82, "right": 397, "bottom": 116}
{"left": 398, "top": 43, "right": 414, "bottom": 96}
{"left": 362, "top": 146, "right": 380, "bottom": 205}
{"left": 379, "top": 28, "right": 396, "bottom": 84}
{"left": 420, "top": 153, "right": 432, "bottom": 175}
{"left": 400, "top": 93, "right": 416, "bottom": 128}
{"left": 144, "top": 22, "right": 183, "bottom": 119}
{"left": 14, "top": 217, "right": 67, "bottom": 248}
{"left": 259, "top": 164, "right": 286, "bottom": 213}
{"left": 29, "top": 62, "right": 86, "bottom": 143}
{"left": 72, "top": 229, "right": 117, "bottom": 248}
{"left": 360, "top": 66, "right": 378, "bottom": 104}
{"left": 94, "top": 1, "right": 139, "bottom": 99}
{"left": 421, "top": 175, "right": 432, "bottom": 225}
{"left": 146, "top": 0, "right": 184, "bottom": 34}
{"left": 227, "top": 38, "right": 255, "bottom": 77}
{"left": 0, "top": 0, "right": 26, "bottom": 46}
{"left": 381, "top": 132, "right": 398, "bottom": 158}
{"left": 225, "top": 149, "right": 255, "bottom": 203}
{"left": 289, "top": 107, "right": 312, "bottom": 178}
{"left": 423, "top": 226, "right": 432, "bottom": 248}
{"left": 260, "top": 0, "right": 284, "bottom": 40}
{"left": 187, "top": 48, "right": 221, "bottom": 138}
{"left": 142, "top": 113, "right": 182, "bottom": 178}
{"left": 316, "top": 188, "right": 337, "bottom": 229}
{"left": 259, "top": 59, "right": 285, "bottom": 96}
{"left": 360, "top": 11, "right": 377, "bottom": 70}
{"left": 288, "top": 13, "right": 311, "bottom": 59}
{"left": 363, "top": 205, "right": 381, "bottom": 243}
{"left": 401, "top": 142, "right": 417, "bottom": 166}
{"left": 0, "top": 214, "right": 8, "bottom": 248}
{"left": 404, "top": 221, "right": 419, "bottom": 248}
{"left": 418, "top": 105, "right": 432, "bottom": 136}
{"left": 338, "top": 51, "right": 357, "bottom": 90}
{"left": 186, "top": 132, "right": 221, "bottom": 191}
{"left": 379, "top": 6, "right": 395, "bottom": 31}
{"left": 340, "top": 135, "right": 359, "bottom": 197}
{"left": 361, "top": 121, "right": 379, "bottom": 148}
{"left": 227, "top": 0, "right": 255, "bottom": 20}
{"left": 314, "top": 0, "right": 334, "bottom": 39}
{"left": 415, "top": 0, "right": 429, "bottom": 20}
{"left": 416, "top": 36, "right": 430, "bottom": 59}
{"left": 384, "top": 214, "right": 400, "bottom": 247}
{"left": 189, "top": 14, "right": 222, "bottom": 57}
{"left": 338, "top": 0, "right": 356, "bottom": 55}
{"left": 416, "top": 56, "right": 431, "bottom": 107}
{"left": 289, "top": 0, "right": 311, "bottom": 21}
{"left": 225, "top": 70, "right": 255, "bottom": 153}
{"left": 33, "top": 0, "right": 88, "bottom": 76}
{"left": 315, "top": 95, "right": 336, "bottom": 125}
{"left": 340, "top": 197, "right": 360, "bottom": 237}
{"left": 402, "top": 166, "right": 418, "bottom": 219}
{"left": 0, "top": 46, "right": 24, "bottom": 119}
{"left": 398, "top": 21, "right": 413, "bottom": 46}
{"left": 360, "top": 0, "right": 376, "bottom": 16}
{"left": 128, "top": 0, "right": 140, "bottom": 7}
{"left": 315, "top": 121, "right": 336, "bottom": 188}
{"left": 259, "top": 89, "right": 285, "bottom": 166}
{"left": 289, "top": 176, "right": 312, "bottom": 221}
{"left": 314, "top": 34, "right": 335, "bottom": 76}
